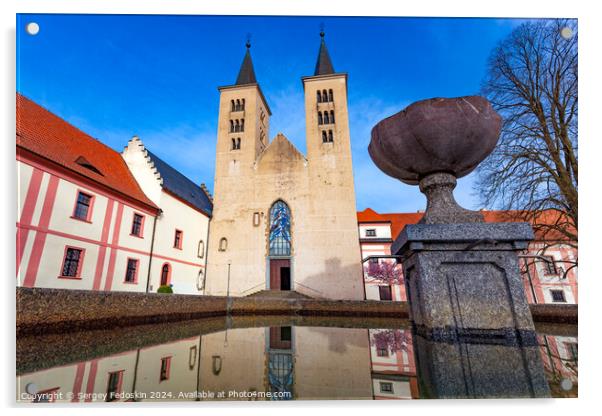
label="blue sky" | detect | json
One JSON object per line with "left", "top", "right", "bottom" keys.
{"left": 17, "top": 14, "right": 528, "bottom": 213}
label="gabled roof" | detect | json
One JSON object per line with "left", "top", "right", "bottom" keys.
{"left": 357, "top": 208, "right": 390, "bottom": 223}
{"left": 235, "top": 42, "right": 258, "bottom": 86}
{"left": 314, "top": 32, "right": 335, "bottom": 76}
{"left": 145, "top": 150, "right": 213, "bottom": 217}
{"left": 16, "top": 93, "right": 158, "bottom": 212}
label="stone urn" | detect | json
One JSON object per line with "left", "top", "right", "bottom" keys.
{"left": 369, "top": 96, "right": 502, "bottom": 224}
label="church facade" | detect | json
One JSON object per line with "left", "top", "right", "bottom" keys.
{"left": 204, "top": 35, "right": 365, "bottom": 300}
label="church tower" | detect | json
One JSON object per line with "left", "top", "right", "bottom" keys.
{"left": 205, "top": 35, "right": 364, "bottom": 300}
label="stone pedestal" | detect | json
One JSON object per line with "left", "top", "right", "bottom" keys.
{"left": 392, "top": 222, "right": 551, "bottom": 398}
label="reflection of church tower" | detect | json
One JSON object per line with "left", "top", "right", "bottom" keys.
{"left": 205, "top": 33, "right": 364, "bottom": 300}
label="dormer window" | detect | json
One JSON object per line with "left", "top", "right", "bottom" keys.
{"left": 75, "top": 156, "right": 103, "bottom": 176}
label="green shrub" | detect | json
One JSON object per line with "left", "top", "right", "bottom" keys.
{"left": 157, "top": 285, "right": 173, "bottom": 294}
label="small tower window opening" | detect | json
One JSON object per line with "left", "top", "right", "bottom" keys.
{"left": 328, "top": 89, "right": 334, "bottom": 102}
{"left": 198, "top": 240, "right": 205, "bottom": 258}
{"left": 328, "top": 130, "right": 334, "bottom": 143}
{"left": 318, "top": 112, "right": 323, "bottom": 125}
{"left": 241, "top": 118, "right": 245, "bottom": 132}
{"left": 322, "top": 131, "right": 328, "bottom": 143}
{"left": 236, "top": 138, "right": 241, "bottom": 150}
{"left": 241, "top": 98, "right": 245, "bottom": 110}
{"left": 323, "top": 111, "right": 330, "bottom": 124}
{"left": 219, "top": 237, "right": 228, "bottom": 252}
{"left": 322, "top": 89, "right": 328, "bottom": 101}
{"left": 230, "top": 120, "right": 234, "bottom": 133}
{"left": 234, "top": 120, "right": 240, "bottom": 133}
{"left": 235, "top": 99, "right": 241, "bottom": 111}
{"left": 330, "top": 110, "right": 335, "bottom": 124}
{"left": 317, "top": 90, "right": 322, "bottom": 103}
{"left": 231, "top": 138, "right": 236, "bottom": 150}
{"left": 231, "top": 100, "right": 235, "bottom": 112}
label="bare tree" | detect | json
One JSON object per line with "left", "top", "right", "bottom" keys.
{"left": 476, "top": 19, "right": 578, "bottom": 243}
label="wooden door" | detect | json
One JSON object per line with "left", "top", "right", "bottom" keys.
{"left": 270, "top": 259, "right": 291, "bottom": 290}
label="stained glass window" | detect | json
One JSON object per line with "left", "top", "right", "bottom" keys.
{"left": 269, "top": 201, "right": 291, "bottom": 256}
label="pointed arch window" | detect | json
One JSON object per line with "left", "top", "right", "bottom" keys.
{"left": 328, "top": 89, "right": 334, "bottom": 102}
{"left": 318, "top": 112, "right": 323, "bottom": 125}
{"left": 317, "top": 91, "right": 322, "bottom": 103}
{"left": 269, "top": 200, "right": 291, "bottom": 256}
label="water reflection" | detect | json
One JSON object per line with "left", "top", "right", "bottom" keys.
{"left": 16, "top": 317, "right": 577, "bottom": 402}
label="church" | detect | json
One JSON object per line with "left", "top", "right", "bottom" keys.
{"left": 204, "top": 33, "right": 365, "bottom": 300}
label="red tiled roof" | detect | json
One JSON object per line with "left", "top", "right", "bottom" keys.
{"left": 356, "top": 208, "right": 390, "bottom": 223}
{"left": 358, "top": 208, "right": 575, "bottom": 241}
{"left": 16, "top": 94, "right": 158, "bottom": 212}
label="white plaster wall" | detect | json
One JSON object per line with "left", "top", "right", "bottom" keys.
{"left": 359, "top": 224, "right": 392, "bottom": 240}
{"left": 148, "top": 191, "right": 209, "bottom": 294}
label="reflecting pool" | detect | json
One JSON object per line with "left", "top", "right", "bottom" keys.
{"left": 16, "top": 316, "right": 577, "bottom": 402}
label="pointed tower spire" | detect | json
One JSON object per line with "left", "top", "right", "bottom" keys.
{"left": 235, "top": 38, "right": 257, "bottom": 85}
{"left": 314, "top": 30, "right": 335, "bottom": 76}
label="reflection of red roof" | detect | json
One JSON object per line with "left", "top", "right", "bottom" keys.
{"left": 358, "top": 208, "right": 575, "bottom": 241}
{"left": 16, "top": 94, "right": 158, "bottom": 212}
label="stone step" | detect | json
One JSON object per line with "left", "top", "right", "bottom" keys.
{"left": 245, "top": 290, "right": 313, "bottom": 300}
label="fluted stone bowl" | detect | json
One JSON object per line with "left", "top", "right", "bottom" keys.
{"left": 368, "top": 96, "right": 502, "bottom": 185}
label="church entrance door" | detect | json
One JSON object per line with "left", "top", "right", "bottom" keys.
{"left": 270, "top": 259, "right": 291, "bottom": 291}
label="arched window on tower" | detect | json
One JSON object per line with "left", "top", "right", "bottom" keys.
{"left": 231, "top": 100, "right": 235, "bottom": 112}
{"left": 323, "top": 112, "right": 330, "bottom": 124}
{"left": 269, "top": 200, "right": 291, "bottom": 256}
{"left": 236, "top": 138, "right": 241, "bottom": 150}
{"left": 330, "top": 110, "right": 335, "bottom": 124}
{"left": 241, "top": 99, "right": 245, "bottom": 110}
{"left": 322, "top": 89, "right": 328, "bottom": 101}
{"left": 219, "top": 238, "right": 228, "bottom": 252}
{"left": 328, "top": 89, "right": 334, "bottom": 102}
{"left": 322, "top": 131, "right": 328, "bottom": 143}
{"left": 318, "top": 112, "right": 323, "bottom": 125}
{"left": 235, "top": 120, "right": 240, "bottom": 132}
{"left": 241, "top": 119, "right": 245, "bottom": 132}
{"left": 328, "top": 130, "right": 334, "bottom": 143}
{"left": 230, "top": 120, "right": 234, "bottom": 133}
{"left": 231, "top": 138, "right": 236, "bottom": 150}
{"left": 317, "top": 90, "right": 322, "bottom": 103}
{"left": 235, "top": 99, "right": 241, "bottom": 111}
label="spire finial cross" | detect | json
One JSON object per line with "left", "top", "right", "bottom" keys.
{"left": 246, "top": 33, "right": 251, "bottom": 49}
